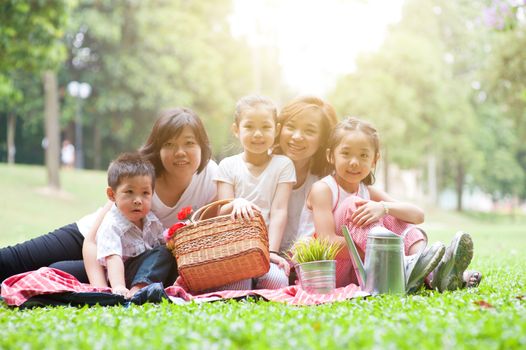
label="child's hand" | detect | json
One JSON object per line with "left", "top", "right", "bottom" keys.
{"left": 231, "top": 198, "right": 261, "bottom": 220}
{"left": 112, "top": 285, "right": 130, "bottom": 298}
{"left": 270, "top": 252, "right": 291, "bottom": 276}
{"left": 350, "top": 199, "right": 385, "bottom": 227}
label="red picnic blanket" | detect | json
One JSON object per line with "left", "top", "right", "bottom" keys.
{"left": 1, "top": 268, "right": 367, "bottom": 307}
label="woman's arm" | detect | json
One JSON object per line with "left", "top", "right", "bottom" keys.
{"left": 267, "top": 182, "right": 293, "bottom": 275}
{"left": 82, "top": 201, "right": 112, "bottom": 287}
{"left": 268, "top": 182, "right": 293, "bottom": 251}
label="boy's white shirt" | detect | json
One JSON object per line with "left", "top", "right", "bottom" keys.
{"left": 214, "top": 154, "right": 296, "bottom": 225}
{"left": 96, "top": 204, "right": 164, "bottom": 266}
{"left": 76, "top": 160, "right": 219, "bottom": 233}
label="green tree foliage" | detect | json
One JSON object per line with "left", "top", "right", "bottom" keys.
{"left": 0, "top": 71, "right": 46, "bottom": 163}
{"left": 473, "top": 103, "right": 524, "bottom": 200}
{"left": 0, "top": 1, "right": 71, "bottom": 164}
{"left": 62, "top": 0, "right": 263, "bottom": 168}
{"left": 330, "top": 36, "right": 424, "bottom": 168}
{"left": 0, "top": 1, "right": 69, "bottom": 86}
{"left": 481, "top": 1, "right": 526, "bottom": 199}
{"left": 330, "top": 0, "right": 506, "bottom": 210}
{"left": 1, "top": 1, "right": 285, "bottom": 168}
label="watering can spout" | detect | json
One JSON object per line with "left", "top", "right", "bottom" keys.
{"left": 342, "top": 225, "right": 366, "bottom": 287}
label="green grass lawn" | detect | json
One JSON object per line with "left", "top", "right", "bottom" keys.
{"left": 1, "top": 163, "right": 107, "bottom": 245}
{"left": 1, "top": 163, "right": 525, "bottom": 349}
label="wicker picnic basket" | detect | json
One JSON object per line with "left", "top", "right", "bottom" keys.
{"left": 166, "top": 199, "right": 270, "bottom": 293}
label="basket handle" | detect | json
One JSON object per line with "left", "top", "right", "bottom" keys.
{"left": 190, "top": 198, "right": 234, "bottom": 222}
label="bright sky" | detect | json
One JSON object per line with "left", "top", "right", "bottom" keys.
{"left": 229, "top": 0, "right": 405, "bottom": 96}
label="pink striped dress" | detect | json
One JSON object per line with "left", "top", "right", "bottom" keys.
{"left": 318, "top": 175, "right": 426, "bottom": 287}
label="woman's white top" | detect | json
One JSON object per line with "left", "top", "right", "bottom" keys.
{"left": 76, "top": 160, "right": 219, "bottom": 234}
{"left": 151, "top": 160, "right": 218, "bottom": 227}
{"left": 279, "top": 172, "right": 318, "bottom": 252}
{"left": 214, "top": 154, "right": 296, "bottom": 225}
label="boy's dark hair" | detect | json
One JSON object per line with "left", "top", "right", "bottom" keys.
{"left": 107, "top": 152, "right": 156, "bottom": 191}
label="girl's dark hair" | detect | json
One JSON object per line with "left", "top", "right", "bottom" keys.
{"left": 327, "top": 116, "right": 380, "bottom": 185}
{"left": 107, "top": 152, "right": 156, "bottom": 191}
{"left": 139, "top": 108, "right": 211, "bottom": 176}
{"left": 273, "top": 96, "right": 338, "bottom": 177}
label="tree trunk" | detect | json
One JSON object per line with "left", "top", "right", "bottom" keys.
{"left": 43, "top": 70, "right": 61, "bottom": 190}
{"left": 383, "top": 147, "right": 389, "bottom": 193}
{"left": 93, "top": 120, "right": 102, "bottom": 169}
{"left": 455, "top": 161, "right": 464, "bottom": 212}
{"left": 7, "top": 113, "right": 16, "bottom": 164}
{"left": 74, "top": 98, "right": 84, "bottom": 169}
{"left": 427, "top": 153, "right": 438, "bottom": 205}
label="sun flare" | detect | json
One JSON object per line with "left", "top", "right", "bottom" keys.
{"left": 230, "top": 0, "right": 405, "bottom": 95}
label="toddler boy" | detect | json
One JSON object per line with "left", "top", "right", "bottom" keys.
{"left": 96, "top": 152, "right": 164, "bottom": 297}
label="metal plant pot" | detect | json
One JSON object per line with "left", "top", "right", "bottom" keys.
{"left": 296, "top": 260, "right": 336, "bottom": 294}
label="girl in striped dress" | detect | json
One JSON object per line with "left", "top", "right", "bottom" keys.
{"left": 307, "top": 117, "right": 479, "bottom": 292}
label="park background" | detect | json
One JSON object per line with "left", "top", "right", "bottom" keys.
{"left": 1, "top": 1, "right": 526, "bottom": 349}
{"left": 1, "top": 0, "right": 525, "bottom": 215}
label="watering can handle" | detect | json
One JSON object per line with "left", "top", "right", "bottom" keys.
{"left": 342, "top": 225, "right": 366, "bottom": 288}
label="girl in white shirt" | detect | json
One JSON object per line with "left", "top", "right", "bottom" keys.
{"left": 215, "top": 95, "right": 296, "bottom": 289}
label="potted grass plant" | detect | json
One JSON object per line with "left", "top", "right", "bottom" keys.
{"left": 290, "top": 235, "right": 343, "bottom": 294}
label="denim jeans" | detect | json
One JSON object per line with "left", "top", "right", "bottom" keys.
{"left": 49, "top": 245, "right": 179, "bottom": 288}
